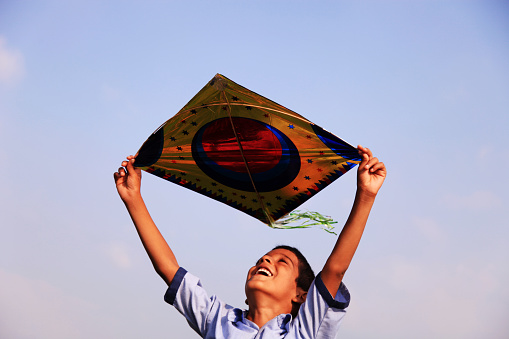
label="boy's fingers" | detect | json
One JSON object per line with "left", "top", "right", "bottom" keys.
{"left": 359, "top": 152, "right": 369, "bottom": 169}
{"left": 364, "top": 147, "right": 373, "bottom": 158}
{"left": 113, "top": 168, "right": 125, "bottom": 181}
{"left": 123, "top": 156, "right": 142, "bottom": 177}
{"left": 357, "top": 145, "right": 374, "bottom": 169}
{"left": 125, "top": 157, "right": 135, "bottom": 171}
{"left": 125, "top": 161, "right": 132, "bottom": 172}
{"left": 357, "top": 145, "right": 365, "bottom": 156}
{"left": 370, "top": 162, "right": 386, "bottom": 174}
{"left": 364, "top": 156, "right": 379, "bottom": 170}
{"left": 358, "top": 145, "right": 372, "bottom": 155}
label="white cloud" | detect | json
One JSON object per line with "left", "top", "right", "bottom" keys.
{"left": 105, "top": 242, "right": 132, "bottom": 269}
{"left": 412, "top": 217, "right": 447, "bottom": 246}
{"left": 101, "top": 84, "right": 122, "bottom": 101}
{"left": 0, "top": 37, "right": 25, "bottom": 85}
{"left": 441, "top": 190, "right": 502, "bottom": 211}
{"left": 0, "top": 269, "right": 96, "bottom": 339}
{"left": 477, "top": 145, "right": 492, "bottom": 161}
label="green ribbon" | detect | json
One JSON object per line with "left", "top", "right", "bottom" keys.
{"left": 272, "top": 210, "right": 338, "bottom": 235}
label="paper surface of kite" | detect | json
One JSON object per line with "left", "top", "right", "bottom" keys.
{"left": 135, "top": 74, "right": 361, "bottom": 229}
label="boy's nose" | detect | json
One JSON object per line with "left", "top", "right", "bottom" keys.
{"left": 262, "top": 256, "right": 272, "bottom": 264}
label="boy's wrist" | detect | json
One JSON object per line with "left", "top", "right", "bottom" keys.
{"left": 355, "top": 187, "right": 377, "bottom": 203}
{"left": 122, "top": 191, "right": 143, "bottom": 205}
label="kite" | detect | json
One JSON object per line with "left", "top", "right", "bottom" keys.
{"left": 134, "top": 74, "right": 361, "bottom": 232}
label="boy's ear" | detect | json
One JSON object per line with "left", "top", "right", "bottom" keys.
{"left": 292, "top": 287, "right": 307, "bottom": 304}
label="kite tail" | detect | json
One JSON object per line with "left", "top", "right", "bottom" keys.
{"left": 272, "top": 210, "right": 338, "bottom": 235}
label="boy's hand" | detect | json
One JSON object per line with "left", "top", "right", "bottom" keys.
{"left": 357, "top": 145, "right": 386, "bottom": 197}
{"left": 114, "top": 155, "right": 142, "bottom": 202}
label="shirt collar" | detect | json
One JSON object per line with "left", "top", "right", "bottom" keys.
{"left": 227, "top": 308, "right": 292, "bottom": 333}
{"left": 228, "top": 308, "right": 246, "bottom": 323}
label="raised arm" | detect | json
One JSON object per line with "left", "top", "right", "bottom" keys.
{"left": 320, "top": 146, "right": 386, "bottom": 296}
{"left": 114, "top": 156, "right": 179, "bottom": 286}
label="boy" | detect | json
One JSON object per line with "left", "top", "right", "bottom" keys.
{"left": 114, "top": 145, "right": 386, "bottom": 338}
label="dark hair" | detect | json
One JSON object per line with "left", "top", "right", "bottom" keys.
{"left": 272, "top": 245, "right": 315, "bottom": 291}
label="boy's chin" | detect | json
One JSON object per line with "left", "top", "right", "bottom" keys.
{"left": 245, "top": 284, "right": 273, "bottom": 304}
{"left": 245, "top": 279, "right": 270, "bottom": 294}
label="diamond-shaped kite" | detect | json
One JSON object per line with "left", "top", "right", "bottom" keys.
{"left": 135, "top": 74, "right": 361, "bottom": 231}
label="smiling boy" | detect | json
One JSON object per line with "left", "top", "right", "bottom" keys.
{"left": 114, "top": 145, "right": 386, "bottom": 338}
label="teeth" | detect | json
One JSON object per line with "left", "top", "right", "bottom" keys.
{"left": 257, "top": 268, "right": 273, "bottom": 277}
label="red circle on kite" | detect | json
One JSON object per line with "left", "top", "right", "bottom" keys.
{"left": 201, "top": 118, "right": 283, "bottom": 174}
{"left": 192, "top": 117, "right": 301, "bottom": 192}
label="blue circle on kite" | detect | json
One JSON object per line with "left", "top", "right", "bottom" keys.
{"left": 135, "top": 127, "right": 165, "bottom": 167}
{"left": 311, "top": 124, "right": 362, "bottom": 161}
{"left": 192, "top": 117, "right": 301, "bottom": 192}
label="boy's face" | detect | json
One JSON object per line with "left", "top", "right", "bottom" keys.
{"left": 245, "top": 248, "right": 303, "bottom": 306}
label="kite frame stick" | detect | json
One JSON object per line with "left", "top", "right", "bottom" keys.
{"left": 222, "top": 91, "right": 277, "bottom": 227}
{"left": 176, "top": 103, "right": 358, "bottom": 151}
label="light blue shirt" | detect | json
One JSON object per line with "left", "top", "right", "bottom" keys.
{"left": 164, "top": 267, "right": 350, "bottom": 338}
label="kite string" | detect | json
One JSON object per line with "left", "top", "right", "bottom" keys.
{"left": 222, "top": 91, "right": 276, "bottom": 227}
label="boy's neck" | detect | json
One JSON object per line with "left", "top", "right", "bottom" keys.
{"left": 246, "top": 299, "right": 293, "bottom": 328}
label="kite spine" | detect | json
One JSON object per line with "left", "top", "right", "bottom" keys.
{"left": 222, "top": 90, "right": 277, "bottom": 227}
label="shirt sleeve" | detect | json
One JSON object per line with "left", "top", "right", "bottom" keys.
{"left": 291, "top": 272, "right": 350, "bottom": 339}
{"left": 164, "top": 267, "right": 229, "bottom": 337}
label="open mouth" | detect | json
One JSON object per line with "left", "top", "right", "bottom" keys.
{"left": 255, "top": 267, "right": 273, "bottom": 277}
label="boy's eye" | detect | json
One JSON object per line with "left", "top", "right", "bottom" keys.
{"left": 279, "top": 259, "right": 287, "bottom": 264}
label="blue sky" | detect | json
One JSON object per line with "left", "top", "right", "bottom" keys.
{"left": 1, "top": 1, "right": 508, "bottom": 338}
